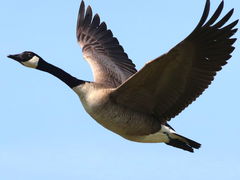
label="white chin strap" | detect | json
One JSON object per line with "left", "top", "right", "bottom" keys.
{"left": 21, "top": 56, "right": 39, "bottom": 68}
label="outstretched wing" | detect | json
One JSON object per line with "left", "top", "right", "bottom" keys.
{"left": 111, "top": 0, "right": 238, "bottom": 122}
{"left": 76, "top": 1, "right": 137, "bottom": 87}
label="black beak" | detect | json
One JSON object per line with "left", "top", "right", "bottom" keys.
{"left": 7, "top": 54, "right": 22, "bottom": 62}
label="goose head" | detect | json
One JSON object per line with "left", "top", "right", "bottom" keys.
{"left": 8, "top": 51, "right": 40, "bottom": 68}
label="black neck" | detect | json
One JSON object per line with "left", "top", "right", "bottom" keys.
{"left": 37, "top": 59, "right": 85, "bottom": 88}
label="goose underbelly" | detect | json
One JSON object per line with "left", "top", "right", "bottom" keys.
{"left": 84, "top": 100, "right": 161, "bottom": 137}
{"left": 73, "top": 83, "right": 161, "bottom": 137}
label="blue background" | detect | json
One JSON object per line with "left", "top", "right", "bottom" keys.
{"left": 1, "top": 0, "right": 240, "bottom": 179}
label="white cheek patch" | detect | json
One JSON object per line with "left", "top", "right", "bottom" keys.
{"left": 22, "top": 56, "right": 39, "bottom": 68}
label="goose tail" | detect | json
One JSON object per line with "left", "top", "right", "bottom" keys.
{"left": 160, "top": 124, "right": 201, "bottom": 152}
{"left": 166, "top": 132, "right": 201, "bottom": 153}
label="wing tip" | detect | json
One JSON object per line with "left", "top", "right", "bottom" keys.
{"left": 78, "top": 0, "right": 85, "bottom": 26}
{"left": 80, "top": 0, "right": 85, "bottom": 14}
{"left": 86, "top": 5, "right": 92, "bottom": 14}
{"left": 196, "top": 0, "right": 210, "bottom": 29}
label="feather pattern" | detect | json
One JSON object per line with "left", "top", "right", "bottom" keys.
{"left": 111, "top": 0, "right": 238, "bottom": 122}
{"left": 76, "top": 1, "right": 137, "bottom": 87}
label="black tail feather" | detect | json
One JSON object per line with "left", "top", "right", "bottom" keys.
{"left": 166, "top": 133, "right": 201, "bottom": 153}
{"left": 166, "top": 139, "right": 194, "bottom": 152}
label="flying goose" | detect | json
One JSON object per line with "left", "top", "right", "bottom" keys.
{"left": 8, "top": 0, "right": 238, "bottom": 152}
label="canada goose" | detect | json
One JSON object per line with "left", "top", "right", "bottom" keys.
{"left": 8, "top": 0, "right": 238, "bottom": 152}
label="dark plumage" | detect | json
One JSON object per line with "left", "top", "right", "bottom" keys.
{"left": 111, "top": 0, "right": 238, "bottom": 122}
{"left": 76, "top": 1, "right": 137, "bottom": 87}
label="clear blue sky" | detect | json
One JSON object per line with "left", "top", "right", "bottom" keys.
{"left": 1, "top": 0, "right": 240, "bottom": 179}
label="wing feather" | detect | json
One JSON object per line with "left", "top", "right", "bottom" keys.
{"left": 111, "top": 0, "right": 238, "bottom": 122}
{"left": 77, "top": 1, "right": 137, "bottom": 87}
